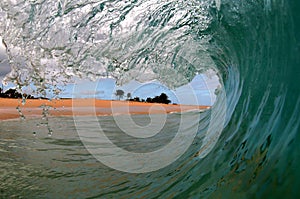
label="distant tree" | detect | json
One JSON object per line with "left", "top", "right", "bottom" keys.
{"left": 4, "top": 89, "right": 22, "bottom": 99}
{"left": 133, "top": 97, "right": 140, "bottom": 102}
{"left": 22, "top": 93, "right": 35, "bottom": 99}
{"left": 146, "top": 93, "right": 171, "bottom": 104}
{"left": 115, "top": 89, "right": 125, "bottom": 100}
{"left": 146, "top": 97, "right": 152, "bottom": 103}
{"left": 127, "top": 93, "right": 171, "bottom": 104}
{"left": 158, "top": 93, "right": 171, "bottom": 104}
{"left": 0, "top": 87, "right": 3, "bottom": 98}
{"left": 0, "top": 88, "right": 35, "bottom": 99}
{"left": 152, "top": 96, "right": 160, "bottom": 103}
{"left": 127, "top": 92, "right": 132, "bottom": 100}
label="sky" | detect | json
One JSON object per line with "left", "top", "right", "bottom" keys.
{"left": 0, "top": 36, "right": 219, "bottom": 106}
{"left": 42, "top": 70, "right": 220, "bottom": 106}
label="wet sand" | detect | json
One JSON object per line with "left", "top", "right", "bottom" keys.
{"left": 0, "top": 98, "right": 210, "bottom": 121}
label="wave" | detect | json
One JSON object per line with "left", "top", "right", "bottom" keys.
{"left": 1, "top": 0, "right": 300, "bottom": 197}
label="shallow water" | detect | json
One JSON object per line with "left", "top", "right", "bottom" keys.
{"left": 0, "top": 113, "right": 210, "bottom": 198}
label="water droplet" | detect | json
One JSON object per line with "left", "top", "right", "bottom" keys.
{"left": 48, "top": 130, "right": 53, "bottom": 137}
{"left": 22, "top": 97, "right": 26, "bottom": 105}
{"left": 16, "top": 106, "right": 26, "bottom": 120}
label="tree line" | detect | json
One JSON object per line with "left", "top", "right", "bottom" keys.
{"left": 0, "top": 88, "right": 36, "bottom": 99}
{"left": 0, "top": 87, "right": 172, "bottom": 104}
{"left": 115, "top": 89, "right": 171, "bottom": 104}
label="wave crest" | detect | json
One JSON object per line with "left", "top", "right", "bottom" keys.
{"left": 0, "top": 0, "right": 218, "bottom": 90}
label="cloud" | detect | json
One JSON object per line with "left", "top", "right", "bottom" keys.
{"left": 0, "top": 41, "right": 10, "bottom": 78}
{"left": 0, "top": 64, "right": 11, "bottom": 86}
{"left": 80, "top": 90, "right": 105, "bottom": 96}
{"left": 0, "top": 63, "right": 10, "bottom": 76}
{"left": 60, "top": 78, "right": 116, "bottom": 99}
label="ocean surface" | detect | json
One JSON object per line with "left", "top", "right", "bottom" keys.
{"left": 0, "top": 0, "right": 300, "bottom": 198}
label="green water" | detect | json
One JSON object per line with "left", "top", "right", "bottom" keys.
{"left": 0, "top": 0, "right": 300, "bottom": 198}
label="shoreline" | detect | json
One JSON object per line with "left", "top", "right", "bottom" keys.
{"left": 0, "top": 98, "right": 211, "bottom": 121}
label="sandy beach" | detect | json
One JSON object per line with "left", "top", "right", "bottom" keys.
{"left": 0, "top": 98, "right": 210, "bottom": 121}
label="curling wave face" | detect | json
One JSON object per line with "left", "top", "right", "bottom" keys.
{"left": 0, "top": 0, "right": 300, "bottom": 197}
